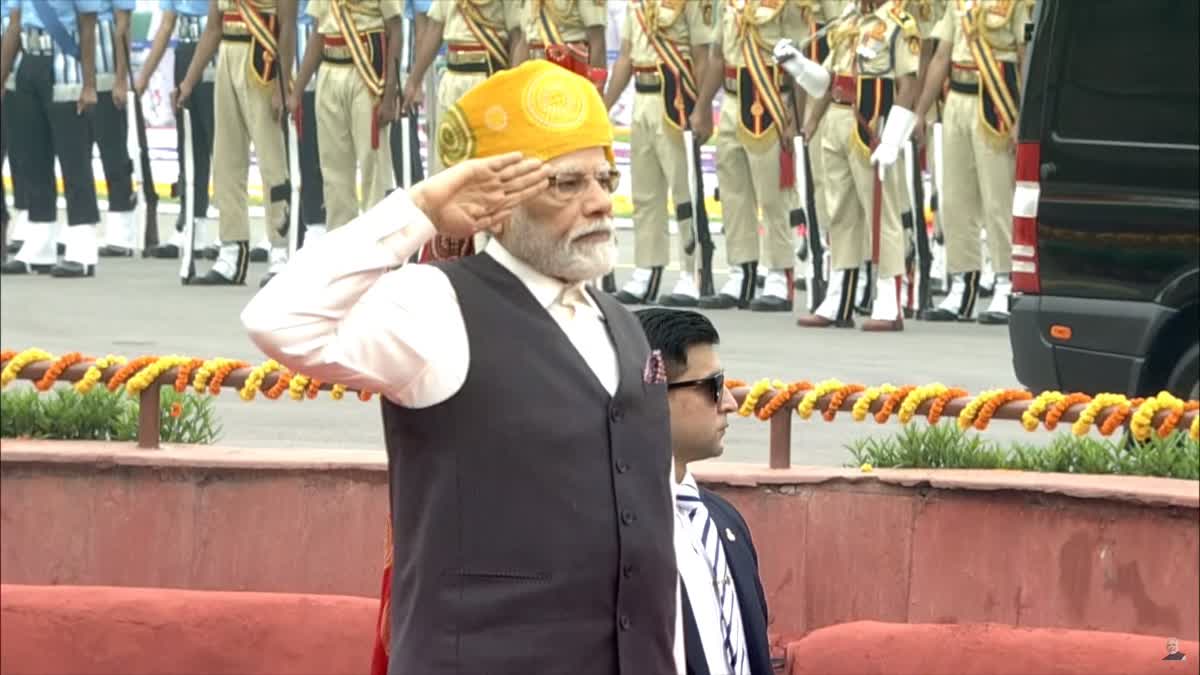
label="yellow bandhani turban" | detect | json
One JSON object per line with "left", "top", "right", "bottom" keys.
{"left": 436, "top": 59, "right": 614, "bottom": 169}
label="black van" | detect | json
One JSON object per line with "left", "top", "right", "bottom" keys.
{"left": 1008, "top": 0, "right": 1200, "bottom": 400}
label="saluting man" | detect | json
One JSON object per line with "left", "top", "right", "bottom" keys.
{"left": 292, "top": 0, "right": 401, "bottom": 243}
{"left": 604, "top": 0, "right": 714, "bottom": 307}
{"left": 0, "top": 0, "right": 102, "bottom": 278}
{"left": 915, "top": 0, "right": 1029, "bottom": 325}
{"left": 691, "top": 0, "right": 810, "bottom": 312}
{"left": 794, "top": 0, "right": 922, "bottom": 331}
{"left": 175, "top": 0, "right": 297, "bottom": 286}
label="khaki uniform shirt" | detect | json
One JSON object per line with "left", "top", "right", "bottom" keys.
{"left": 219, "top": 0, "right": 279, "bottom": 13}
{"left": 901, "top": 0, "right": 948, "bottom": 37}
{"left": 524, "top": 0, "right": 608, "bottom": 45}
{"left": 306, "top": 0, "right": 405, "bottom": 35}
{"left": 430, "top": 0, "right": 523, "bottom": 45}
{"left": 933, "top": 0, "right": 1029, "bottom": 64}
{"left": 624, "top": 0, "right": 716, "bottom": 67}
{"left": 853, "top": 2, "right": 921, "bottom": 78}
{"left": 715, "top": 0, "right": 812, "bottom": 68}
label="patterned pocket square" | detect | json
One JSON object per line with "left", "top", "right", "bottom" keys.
{"left": 643, "top": 349, "right": 667, "bottom": 385}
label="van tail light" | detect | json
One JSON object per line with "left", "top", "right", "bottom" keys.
{"left": 1011, "top": 141, "right": 1042, "bottom": 294}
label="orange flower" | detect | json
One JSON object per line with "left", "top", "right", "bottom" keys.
{"left": 1044, "top": 392, "right": 1091, "bottom": 431}
{"left": 876, "top": 385, "right": 916, "bottom": 424}
{"left": 170, "top": 402, "right": 183, "bottom": 418}
{"left": 107, "top": 356, "right": 159, "bottom": 392}
{"left": 927, "top": 388, "right": 968, "bottom": 425}
{"left": 973, "top": 389, "right": 1034, "bottom": 431}
{"left": 824, "top": 384, "right": 866, "bottom": 422}
{"left": 35, "top": 352, "right": 85, "bottom": 391}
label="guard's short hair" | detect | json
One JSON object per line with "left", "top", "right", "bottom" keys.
{"left": 634, "top": 308, "right": 720, "bottom": 380}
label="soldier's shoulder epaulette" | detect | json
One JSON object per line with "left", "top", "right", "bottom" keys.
{"left": 888, "top": 2, "right": 919, "bottom": 36}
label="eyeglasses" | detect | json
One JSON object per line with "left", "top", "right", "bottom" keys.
{"left": 667, "top": 371, "right": 725, "bottom": 404}
{"left": 547, "top": 168, "right": 622, "bottom": 198}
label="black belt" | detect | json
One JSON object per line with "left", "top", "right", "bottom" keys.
{"left": 635, "top": 81, "right": 660, "bottom": 93}
{"left": 322, "top": 54, "right": 352, "bottom": 65}
{"left": 221, "top": 33, "right": 252, "bottom": 43}
{"left": 446, "top": 61, "right": 490, "bottom": 74}
{"left": 949, "top": 79, "right": 979, "bottom": 95}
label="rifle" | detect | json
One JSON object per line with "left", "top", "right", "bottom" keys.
{"left": 178, "top": 107, "right": 196, "bottom": 283}
{"left": 688, "top": 130, "right": 715, "bottom": 297}
{"left": 793, "top": 137, "right": 827, "bottom": 311}
{"left": 123, "top": 33, "right": 159, "bottom": 253}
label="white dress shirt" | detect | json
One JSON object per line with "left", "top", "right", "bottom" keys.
{"left": 240, "top": 187, "right": 685, "bottom": 675}
{"left": 676, "top": 471, "right": 750, "bottom": 675}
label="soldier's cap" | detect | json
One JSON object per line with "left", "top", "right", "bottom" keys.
{"left": 436, "top": 60, "right": 614, "bottom": 170}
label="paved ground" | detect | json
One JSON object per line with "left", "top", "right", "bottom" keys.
{"left": 0, "top": 214, "right": 1030, "bottom": 467}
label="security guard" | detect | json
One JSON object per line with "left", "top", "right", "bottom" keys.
{"left": 516, "top": 0, "right": 608, "bottom": 74}
{"left": 92, "top": 0, "right": 138, "bottom": 257}
{"left": 794, "top": 0, "right": 921, "bottom": 330}
{"left": 691, "top": 0, "right": 809, "bottom": 312}
{"left": 136, "top": 0, "right": 220, "bottom": 260}
{"left": 176, "top": 0, "right": 296, "bottom": 286}
{"left": 293, "top": 0, "right": 325, "bottom": 246}
{"left": 293, "top": 0, "right": 400, "bottom": 236}
{"left": 604, "top": 0, "right": 713, "bottom": 307}
{"left": 0, "top": 0, "right": 102, "bottom": 278}
{"left": 1, "top": 0, "right": 31, "bottom": 257}
{"left": 403, "top": 0, "right": 522, "bottom": 177}
{"left": 915, "top": 0, "right": 1027, "bottom": 325}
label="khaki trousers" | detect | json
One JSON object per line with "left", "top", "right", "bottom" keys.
{"left": 715, "top": 96, "right": 797, "bottom": 270}
{"left": 212, "top": 40, "right": 286, "bottom": 246}
{"left": 805, "top": 103, "right": 830, "bottom": 242}
{"left": 316, "top": 62, "right": 394, "bottom": 229}
{"left": 820, "top": 103, "right": 905, "bottom": 277}
{"left": 429, "top": 70, "right": 487, "bottom": 175}
{"left": 630, "top": 89, "right": 694, "bottom": 271}
{"left": 941, "top": 90, "right": 1014, "bottom": 274}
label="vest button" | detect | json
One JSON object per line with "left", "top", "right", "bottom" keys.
{"left": 609, "top": 405, "right": 623, "bottom": 422}
{"left": 615, "top": 459, "right": 630, "bottom": 473}
{"left": 622, "top": 564, "right": 634, "bottom": 578}
{"left": 621, "top": 510, "right": 635, "bottom": 525}
{"left": 619, "top": 614, "right": 631, "bottom": 630}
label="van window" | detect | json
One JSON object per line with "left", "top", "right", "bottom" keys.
{"left": 1053, "top": 0, "right": 1199, "bottom": 147}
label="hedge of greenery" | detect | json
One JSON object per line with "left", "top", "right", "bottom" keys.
{"left": 1, "top": 387, "right": 220, "bottom": 445}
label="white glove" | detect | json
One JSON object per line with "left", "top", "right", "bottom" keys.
{"left": 773, "top": 39, "right": 831, "bottom": 99}
{"left": 870, "top": 105, "right": 917, "bottom": 169}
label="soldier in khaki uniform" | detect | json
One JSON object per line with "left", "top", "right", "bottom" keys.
{"left": 794, "top": 0, "right": 921, "bottom": 331}
{"left": 293, "top": 0, "right": 401, "bottom": 238}
{"left": 914, "top": 0, "right": 1027, "bottom": 325}
{"left": 516, "top": 0, "right": 608, "bottom": 72}
{"left": 691, "top": 0, "right": 808, "bottom": 312}
{"left": 603, "top": 0, "right": 714, "bottom": 307}
{"left": 404, "top": 0, "right": 523, "bottom": 176}
{"left": 177, "top": 0, "right": 296, "bottom": 286}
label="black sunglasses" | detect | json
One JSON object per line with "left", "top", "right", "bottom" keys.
{"left": 667, "top": 371, "right": 725, "bottom": 404}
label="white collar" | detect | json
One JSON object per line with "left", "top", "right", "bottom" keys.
{"left": 484, "top": 237, "right": 604, "bottom": 316}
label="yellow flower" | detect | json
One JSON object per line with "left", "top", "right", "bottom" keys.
{"left": 898, "top": 383, "right": 945, "bottom": 424}
{"left": 797, "top": 379, "right": 843, "bottom": 420}
{"left": 853, "top": 384, "right": 897, "bottom": 422}
{"left": 288, "top": 374, "right": 311, "bottom": 401}
{"left": 74, "top": 354, "right": 126, "bottom": 394}
{"left": 738, "top": 378, "right": 773, "bottom": 417}
{"left": 958, "top": 389, "right": 1004, "bottom": 431}
{"left": 860, "top": 462, "right": 873, "bottom": 473}
{"left": 239, "top": 359, "right": 282, "bottom": 401}
{"left": 1072, "top": 393, "right": 1128, "bottom": 437}
{"left": 330, "top": 384, "right": 347, "bottom": 400}
{"left": 1022, "top": 390, "right": 1064, "bottom": 431}
{"left": 1, "top": 348, "right": 53, "bottom": 388}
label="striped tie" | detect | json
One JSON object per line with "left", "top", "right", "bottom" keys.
{"left": 676, "top": 480, "right": 748, "bottom": 675}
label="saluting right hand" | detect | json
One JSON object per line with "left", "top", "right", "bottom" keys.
{"left": 410, "top": 152, "right": 551, "bottom": 238}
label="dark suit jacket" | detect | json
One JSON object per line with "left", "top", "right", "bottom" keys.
{"left": 681, "top": 487, "right": 772, "bottom": 675}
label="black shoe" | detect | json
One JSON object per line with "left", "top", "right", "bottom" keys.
{"left": 250, "top": 248, "right": 269, "bottom": 263}
{"left": 749, "top": 295, "right": 792, "bottom": 312}
{"left": 5, "top": 241, "right": 21, "bottom": 254}
{"left": 794, "top": 277, "right": 807, "bottom": 291}
{"left": 698, "top": 293, "right": 740, "bottom": 309}
{"left": 98, "top": 245, "right": 134, "bottom": 258}
{"left": 56, "top": 242, "right": 66, "bottom": 256}
{"left": 146, "top": 243, "right": 180, "bottom": 259}
{"left": 924, "top": 307, "right": 975, "bottom": 322}
{"left": 1, "top": 260, "right": 52, "bottom": 275}
{"left": 658, "top": 293, "right": 699, "bottom": 308}
{"left": 50, "top": 261, "right": 95, "bottom": 278}
{"left": 978, "top": 311, "right": 1010, "bottom": 325}
{"left": 196, "top": 245, "right": 219, "bottom": 260}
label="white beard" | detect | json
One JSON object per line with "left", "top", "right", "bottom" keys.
{"left": 503, "top": 207, "right": 617, "bottom": 283}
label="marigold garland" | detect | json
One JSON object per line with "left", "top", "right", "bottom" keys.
{"left": 738, "top": 378, "right": 773, "bottom": 417}
{"left": 927, "top": 387, "right": 968, "bottom": 425}
{"left": 853, "top": 384, "right": 896, "bottom": 422}
{"left": 973, "top": 389, "right": 1034, "bottom": 431}
{"left": 1022, "top": 390, "right": 1065, "bottom": 431}
{"left": 1190, "top": 415, "right": 1199, "bottom": 442}
{"left": 1099, "top": 399, "right": 1138, "bottom": 436}
{"left": 957, "top": 389, "right": 1005, "bottom": 430}
{"left": 35, "top": 352, "right": 85, "bottom": 391}
{"left": 288, "top": 374, "right": 311, "bottom": 401}
{"left": 127, "top": 356, "right": 193, "bottom": 396}
{"left": 0, "top": 350, "right": 15, "bottom": 363}
{"left": 1, "top": 348, "right": 53, "bottom": 387}
{"left": 191, "top": 358, "right": 223, "bottom": 393}
{"left": 306, "top": 378, "right": 323, "bottom": 400}
{"left": 898, "top": 383, "right": 946, "bottom": 424}
{"left": 74, "top": 355, "right": 127, "bottom": 394}
{"left": 757, "top": 380, "right": 811, "bottom": 420}
{"left": 824, "top": 384, "right": 866, "bottom": 422}
{"left": 208, "top": 360, "right": 250, "bottom": 396}
{"left": 331, "top": 383, "right": 347, "bottom": 400}
{"left": 1045, "top": 392, "right": 1091, "bottom": 431}
{"left": 1163, "top": 401, "right": 1200, "bottom": 439}
{"left": 1071, "top": 393, "right": 1129, "bottom": 437}
{"left": 107, "top": 356, "right": 159, "bottom": 393}
{"left": 265, "top": 370, "right": 293, "bottom": 399}
{"left": 239, "top": 360, "right": 284, "bottom": 401}
{"left": 1130, "top": 392, "right": 1180, "bottom": 442}
{"left": 798, "top": 379, "right": 844, "bottom": 420}
{"left": 876, "top": 385, "right": 917, "bottom": 424}
{"left": 174, "top": 358, "right": 205, "bottom": 393}
{"left": 358, "top": 390, "right": 374, "bottom": 402}
{"left": 725, "top": 379, "right": 747, "bottom": 390}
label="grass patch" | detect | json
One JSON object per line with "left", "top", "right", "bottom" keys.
{"left": 1, "top": 386, "right": 221, "bottom": 444}
{"left": 846, "top": 423, "right": 1199, "bottom": 480}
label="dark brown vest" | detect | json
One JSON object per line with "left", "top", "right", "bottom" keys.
{"left": 381, "top": 254, "right": 677, "bottom": 675}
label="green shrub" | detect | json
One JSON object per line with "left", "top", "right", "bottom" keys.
{"left": 847, "top": 423, "right": 1199, "bottom": 480}
{"left": 0, "top": 386, "right": 221, "bottom": 444}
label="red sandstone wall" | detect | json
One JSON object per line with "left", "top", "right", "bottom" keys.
{"left": 0, "top": 585, "right": 377, "bottom": 675}
{"left": 2, "top": 441, "right": 1197, "bottom": 647}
